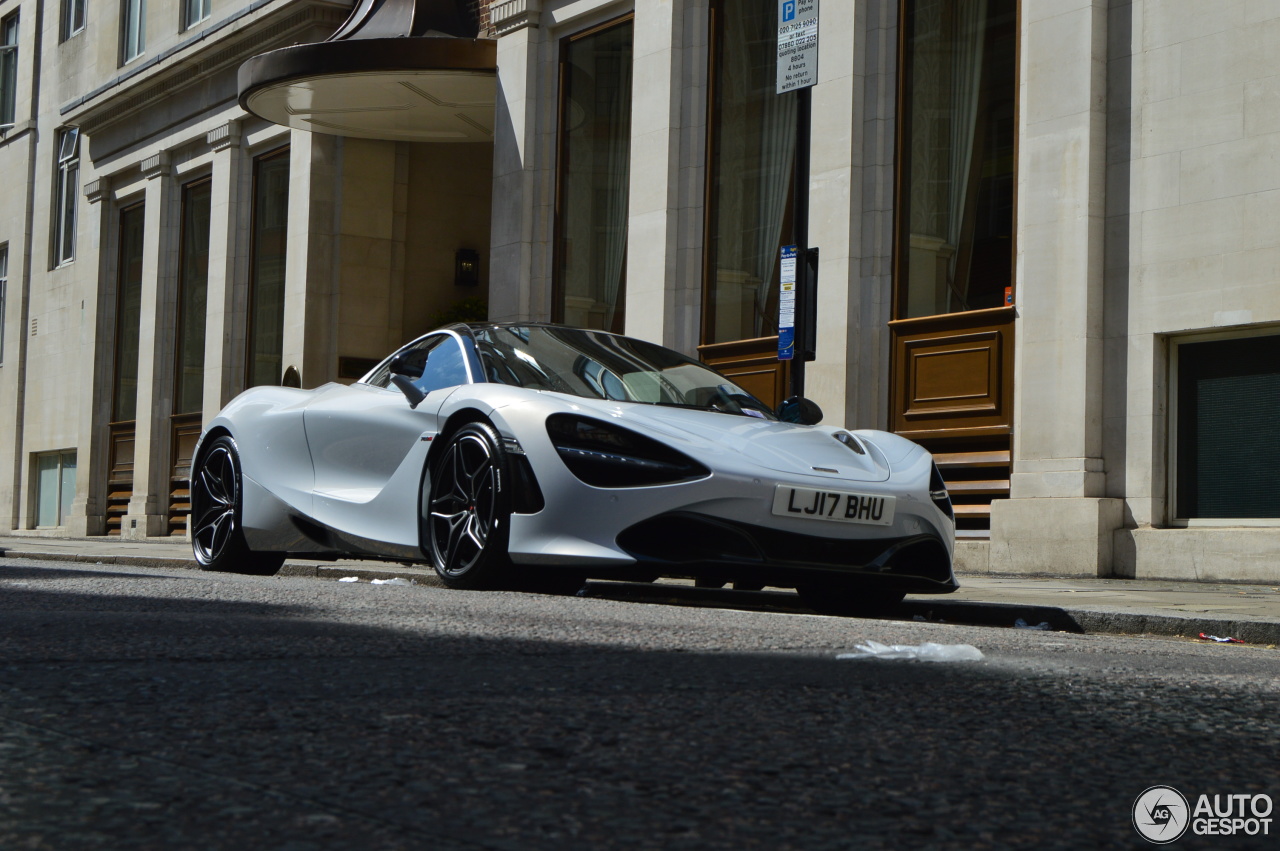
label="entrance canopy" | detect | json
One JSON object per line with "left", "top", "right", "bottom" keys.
{"left": 238, "top": 0, "right": 496, "bottom": 142}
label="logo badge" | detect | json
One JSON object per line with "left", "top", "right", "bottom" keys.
{"left": 1133, "top": 786, "right": 1191, "bottom": 844}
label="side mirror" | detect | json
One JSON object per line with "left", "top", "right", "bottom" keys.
{"left": 388, "top": 352, "right": 426, "bottom": 408}
{"left": 777, "top": 396, "right": 823, "bottom": 425}
{"left": 389, "top": 351, "right": 423, "bottom": 379}
{"left": 391, "top": 374, "right": 426, "bottom": 409}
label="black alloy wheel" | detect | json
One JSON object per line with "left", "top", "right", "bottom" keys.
{"left": 426, "top": 422, "right": 513, "bottom": 589}
{"left": 190, "top": 435, "right": 284, "bottom": 576}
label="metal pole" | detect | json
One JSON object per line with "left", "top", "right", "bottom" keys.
{"left": 789, "top": 85, "right": 813, "bottom": 399}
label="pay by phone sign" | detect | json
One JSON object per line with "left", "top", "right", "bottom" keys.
{"left": 778, "top": 245, "right": 797, "bottom": 361}
{"left": 777, "top": 0, "right": 818, "bottom": 93}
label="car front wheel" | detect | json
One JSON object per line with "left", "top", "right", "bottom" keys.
{"left": 190, "top": 435, "right": 285, "bottom": 576}
{"left": 424, "top": 422, "right": 513, "bottom": 590}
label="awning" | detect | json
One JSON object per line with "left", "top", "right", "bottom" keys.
{"left": 237, "top": 0, "right": 496, "bottom": 143}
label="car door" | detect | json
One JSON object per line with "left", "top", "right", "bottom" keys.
{"left": 302, "top": 333, "right": 472, "bottom": 551}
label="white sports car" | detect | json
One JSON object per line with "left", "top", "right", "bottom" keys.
{"left": 191, "top": 323, "right": 957, "bottom": 614}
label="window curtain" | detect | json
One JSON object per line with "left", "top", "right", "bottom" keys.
{"left": 752, "top": 83, "right": 797, "bottom": 335}
{"left": 947, "top": 0, "right": 987, "bottom": 311}
{"left": 555, "top": 21, "right": 633, "bottom": 333}
{"left": 708, "top": 1, "right": 797, "bottom": 343}
{"left": 600, "top": 39, "right": 633, "bottom": 332}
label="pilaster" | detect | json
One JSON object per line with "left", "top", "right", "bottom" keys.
{"left": 489, "top": 17, "right": 549, "bottom": 322}
{"left": 123, "top": 152, "right": 177, "bottom": 538}
{"left": 203, "top": 121, "right": 242, "bottom": 419}
{"left": 623, "top": 0, "right": 704, "bottom": 354}
{"left": 281, "top": 129, "right": 339, "bottom": 388}
{"left": 66, "top": 172, "right": 109, "bottom": 537}
{"left": 990, "top": 0, "right": 1122, "bottom": 575}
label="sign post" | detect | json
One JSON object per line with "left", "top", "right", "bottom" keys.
{"left": 777, "top": 1, "right": 818, "bottom": 399}
{"left": 776, "top": 0, "right": 819, "bottom": 94}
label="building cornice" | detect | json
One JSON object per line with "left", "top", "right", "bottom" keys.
{"left": 491, "top": 0, "right": 541, "bottom": 35}
{"left": 62, "top": 1, "right": 350, "bottom": 136}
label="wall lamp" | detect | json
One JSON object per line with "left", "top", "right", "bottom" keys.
{"left": 455, "top": 248, "right": 479, "bottom": 286}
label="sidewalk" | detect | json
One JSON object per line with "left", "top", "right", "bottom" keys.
{"left": 2, "top": 534, "right": 1278, "bottom": 645}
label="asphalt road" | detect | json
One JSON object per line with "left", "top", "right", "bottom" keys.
{"left": 2, "top": 558, "right": 1278, "bottom": 850}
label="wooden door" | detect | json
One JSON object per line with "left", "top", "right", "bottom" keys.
{"left": 698, "top": 337, "right": 790, "bottom": 410}
{"left": 889, "top": 306, "right": 1015, "bottom": 530}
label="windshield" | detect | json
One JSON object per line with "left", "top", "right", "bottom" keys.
{"left": 471, "top": 325, "right": 776, "bottom": 419}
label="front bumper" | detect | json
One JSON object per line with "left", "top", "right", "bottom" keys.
{"left": 615, "top": 511, "right": 957, "bottom": 594}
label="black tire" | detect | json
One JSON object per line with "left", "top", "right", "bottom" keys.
{"left": 424, "top": 422, "right": 513, "bottom": 590}
{"left": 190, "top": 435, "right": 285, "bottom": 576}
{"left": 796, "top": 584, "right": 905, "bottom": 618}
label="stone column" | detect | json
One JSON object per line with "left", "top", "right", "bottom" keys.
{"left": 123, "top": 152, "right": 178, "bottom": 538}
{"left": 281, "top": 129, "right": 339, "bottom": 388}
{"left": 990, "top": 0, "right": 1123, "bottom": 575}
{"left": 489, "top": 2, "right": 549, "bottom": 322}
{"left": 623, "top": 0, "right": 706, "bottom": 354}
{"left": 66, "top": 176, "right": 112, "bottom": 536}
{"left": 202, "top": 121, "right": 244, "bottom": 419}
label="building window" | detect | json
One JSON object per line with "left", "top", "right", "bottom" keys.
{"left": 63, "top": 0, "right": 87, "bottom": 41}
{"left": 247, "top": 148, "right": 290, "bottom": 387}
{"left": 54, "top": 128, "right": 79, "bottom": 265}
{"left": 552, "top": 16, "right": 633, "bottom": 334}
{"left": 703, "top": 0, "right": 796, "bottom": 345}
{"left": 183, "top": 0, "right": 210, "bottom": 30}
{"left": 895, "top": 0, "right": 1016, "bottom": 319}
{"left": 1, "top": 12, "right": 18, "bottom": 128}
{"left": 1175, "top": 332, "right": 1280, "bottom": 521}
{"left": 114, "top": 203, "right": 146, "bottom": 423}
{"left": 34, "top": 450, "right": 77, "bottom": 528}
{"left": 176, "top": 179, "right": 211, "bottom": 414}
{"left": 122, "top": 0, "right": 145, "bottom": 63}
{"left": 0, "top": 244, "right": 7, "bottom": 366}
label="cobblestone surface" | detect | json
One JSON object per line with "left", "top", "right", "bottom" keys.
{"left": 1, "top": 559, "right": 1278, "bottom": 849}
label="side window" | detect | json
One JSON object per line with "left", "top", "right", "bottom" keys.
{"left": 415, "top": 335, "right": 468, "bottom": 394}
{"left": 364, "top": 334, "right": 469, "bottom": 394}
{"left": 365, "top": 336, "right": 442, "bottom": 389}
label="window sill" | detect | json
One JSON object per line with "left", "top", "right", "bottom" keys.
{"left": 0, "top": 119, "right": 34, "bottom": 145}
{"left": 1170, "top": 519, "right": 1280, "bottom": 528}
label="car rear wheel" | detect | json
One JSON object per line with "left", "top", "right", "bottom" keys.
{"left": 796, "top": 584, "right": 905, "bottom": 617}
{"left": 425, "top": 422, "right": 513, "bottom": 590}
{"left": 190, "top": 435, "right": 285, "bottom": 576}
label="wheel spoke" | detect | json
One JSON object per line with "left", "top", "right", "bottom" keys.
{"left": 444, "top": 513, "right": 466, "bottom": 572}
{"left": 192, "top": 504, "right": 229, "bottom": 540}
{"left": 205, "top": 451, "right": 235, "bottom": 505}
{"left": 465, "top": 513, "right": 487, "bottom": 550}
{"left": 193, "top": 506, "right": 234, "bottom": 561}
{"left": 207, "top": 510, "right": 233, "bottom": 559}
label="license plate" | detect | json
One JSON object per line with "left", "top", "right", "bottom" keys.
{"left": 771, "top": 485, "right": 896, "bottom": 526}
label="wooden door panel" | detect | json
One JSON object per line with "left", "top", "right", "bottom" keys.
{"left": 890, "top": 306, "right": 1015, "bottom": 440}
{"left": 168, "top": 414, "right": 203, "bottom": 537}
{"left": 106, "top": 423, "right": 135, "bottom": 536}
{"left": 698, "top": 336, "right": 789, "bottom": 410}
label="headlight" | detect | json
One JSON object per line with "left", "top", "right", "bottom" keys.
{"left": 929, "top": 463, "right": 953, "bottom": 520}
{"left": 546, "top": 415, "right": 710, "bottom": 488}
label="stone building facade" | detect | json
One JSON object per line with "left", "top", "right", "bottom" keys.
{"left": 1, "top": 0, "right": 1278, "bottom": 583}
